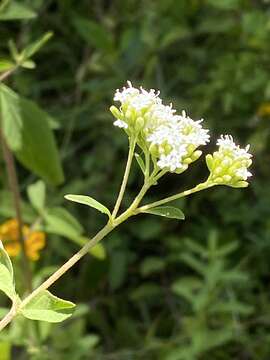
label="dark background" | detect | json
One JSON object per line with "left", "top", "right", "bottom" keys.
{"left": 1, "top": 0, "right": 270, "bottom": 359}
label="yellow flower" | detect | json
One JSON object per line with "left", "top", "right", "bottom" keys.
{"left": 257, "top": 102, "right": 270, "bottom": 117}
{"left": 0, "top": 218, "right": 46, "bottom": 261}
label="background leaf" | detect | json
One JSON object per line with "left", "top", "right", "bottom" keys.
{"left": 0, "top": 1, "right": 36, "bottom": 21}
{"left": 0, "top": 84, "right": 64, "bottom": 185}
{"left": 27, "top": 180, "right": 46, "bottom": 212}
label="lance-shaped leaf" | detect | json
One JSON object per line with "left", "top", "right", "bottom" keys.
{"left": 65, "top": 194, "right": 111, "bottom": 218}
{"left": 0, "top": 241, "right": 16, "bottom": 300}
{"left": 20, "top": 32, "right": 53, "bottom": 60}
{"left": 21, "top": 290, "right": 75, "bottom": 323}
{"left": 142, "top": 206, "right": 185, "bottom": 220}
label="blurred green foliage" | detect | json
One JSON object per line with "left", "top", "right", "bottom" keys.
{"left": 1, "top": 0, "right": 270, "bottom": 358}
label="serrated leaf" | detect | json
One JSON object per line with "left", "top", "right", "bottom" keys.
{"left": 0, "top": 242, "right": 15, "bottom": 300}
{"left": 0, "top": 84, "right": 64, "bottom": 185}
{"left": 65, "top": 194, "right": 111, "bottom": 218}
{"left": 21, "top": 290, "right": 75, "bottom": 323}
{"left": 27, "top": 180, "right": 46, "bottom": 212}
{"left": 135, "top": 153, "right": 145, "bottom": 173}
{"left": 142, "top": 206, "right": 185, "bottom": 220}
{"left": 0, "top": 1, "right": 36, "bottom": 21}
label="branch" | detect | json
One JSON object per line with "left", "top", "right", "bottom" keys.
{"left": 0, "top": 132, "right": 33, "bottom": 292}
{"left": 112, "top": 136, "right": 136, "bottom": 218}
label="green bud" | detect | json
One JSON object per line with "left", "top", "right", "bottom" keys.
{"left": 183, "top": 157, "right": 192, "bottom": 165}
{"left": 149, "top": 143, "right": 159, "bottom": 157}
{"left": 223, "top": 175, "right": 232, "bottom": 183}
{"left": 110, "top": 106, "right": 122, "bottom": 119}
{"left": 191, "top": 150, "right": 202, "bottom": 161}
{"left": 135, "top": 117, "right": 145, "bottom": 131}
{"left": 215, "top": 177, "right": 224, "bottom": 184}
{"left": 214, "top": 166, "right": 223, "bottom": 175}
{"left": 175, "top": 164, "right": 188, "bottom": 174}
{"left": 231, "top": 181, "right": 249, "bottom": 188}
{"left": 187, "top": 144, "right": 195, "bottom": 154}
{"left": 205, "top": 154, "right": 213, "bottom": 171}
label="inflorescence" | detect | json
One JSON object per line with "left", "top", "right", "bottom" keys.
{"left": 110, "top": 81, "right": 252, "bottom": 186}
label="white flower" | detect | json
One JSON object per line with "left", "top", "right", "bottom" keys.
{"left": 113, "top": 119, "right": 128, "bottom": 129}
{"left": 147, "top": 111, "right": 210, "bottom": 172}
{"left": 114, "top": 81, "right": 161, "bottom": 111}
{"left": 111, "top": 82, "right": 210, "bottom": 173}
{"left": 235, "top": 167, "right": 252, "bottom": 180}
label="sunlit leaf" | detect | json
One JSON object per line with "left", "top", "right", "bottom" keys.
{"left": 0, "top": 241, "right": 16, "bottom": 300}
{"left": 65, "top": 194, "right": 111, "bottom": 218}
{"left": 21, "top": 290, "right": 75, "bottom": 323}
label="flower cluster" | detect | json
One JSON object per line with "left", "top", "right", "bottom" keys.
{"left": 111, "top": 82, "right": 210, "bottom": 173}
{"left": 110, "top": 82, "right": 252, "bottom": 184}
{"left": 0, "top": 218, "right": 46, "bottom": 261}
{"left": 206, "top": 135, "right": 252, "bottom": 187}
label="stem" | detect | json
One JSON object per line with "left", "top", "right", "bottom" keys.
{"left": 112, "top": 137, "right": 136, "bottom": 218}
{"left": 137, "top": 181, "right": 215, "bottom": 212}
{"left": 0, "top": 222, "right": 114, "bottom": 331}
{"left": 0, "top": 132, "right": 33, "bottom": 293}
{"left": 0, "top": 301, "right": 17, "bottom": 331}
{"left": 145, "top": 150, "right": 150, "bottom": 180}
{"left": 0, "top": 66, "right": 18, "bottom": 82}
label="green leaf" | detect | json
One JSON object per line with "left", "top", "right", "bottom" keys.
{"left": 140, "top": 257, "right": 166, "bottom": 276}
{"left": 21, "top": 290, "right": 75, "bottom": 323}
{"left": 20, "top": 32, "right": 53, "bottom": 60}
{"left": 0, "top": 1, "right": 36, "bottom": 21}
{"left": 0, "top": 341, "right": 11, "bottom": 360}
{"left": 73, "top": 17, "right": 113, "bottom": 51}
{"left": 0, "top": 59, "right": 14, "bottom": 72}
{"left": 0, "top": 241, "right": 15, "bottom": 300}
{"left": 142, "top": 206, "right": 185, "bottom": 220}
{"left": 0, "top": 83, "right": 23, "bottom": 150}
{"left": 65, "top": 194, "right": 111, "bottom": 218}
{"left": 21, "top": 60, "right": 36, "bottom": 69}
{"left": 135, "top": 153, "right": 145, "bottom": 173}
{"left": 44, "top": 208, "right": 104, "bottom": 259}
{"left": 0, "top": 84, "right": 64, "bottom": 185}
{"left": 27, "top": 180, "right": 46, "bottom": 212}
{"left": 44, "top": 207, "right": 83, "bottom": 240}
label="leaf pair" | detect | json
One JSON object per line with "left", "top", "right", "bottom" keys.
{"left": 65, "top": 195, "right": 185, "bottom": 221}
